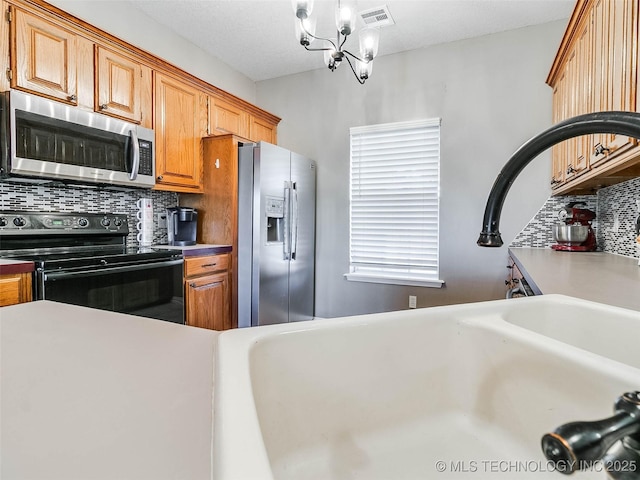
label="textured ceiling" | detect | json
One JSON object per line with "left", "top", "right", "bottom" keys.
{"left": 126, "top": 0, "right": 574, "bottom": 82}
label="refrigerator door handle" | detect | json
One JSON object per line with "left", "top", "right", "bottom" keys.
{"left": 283, "top": 184, "right": 291, "bottom": 260}
{"left": 291, "top": 182, "right": 299, "bottom": 260}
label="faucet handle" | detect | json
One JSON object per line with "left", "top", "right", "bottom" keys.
{"left": 541, "top": 392, "right": 640, "bottom": 474}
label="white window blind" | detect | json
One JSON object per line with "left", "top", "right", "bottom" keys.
{"left": 346, "top": 118, "right": 443, "bottom": 287}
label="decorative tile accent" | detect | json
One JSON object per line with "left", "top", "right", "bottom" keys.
{"left": 0, "top": 183, "right": 178, "bottom": 247}
{"left": 596, "top": 177, "right": 640, "bottom": 258}
{"left": 511, "top": 177, "right": 640, "bottom": 259}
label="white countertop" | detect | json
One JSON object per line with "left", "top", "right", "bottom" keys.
{"left": 509, "top": 247, "right": 640, "bottom": 311}
{"left": 0, "top": 301, "right": 218, "bottom": 480}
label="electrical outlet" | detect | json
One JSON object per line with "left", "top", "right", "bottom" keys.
{"left": 157, "top": 213, "right": 167, "bottom": 229}
{"left": 409, "top": 295, "right": 417, "bottom": 309}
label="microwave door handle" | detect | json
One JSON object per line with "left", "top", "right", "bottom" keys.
{"left": 129, "top": 129, "right": 140, "bottom": 180}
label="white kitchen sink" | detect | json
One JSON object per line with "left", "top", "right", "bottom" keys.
{"left": 213, "top": 295, "right": 640, "bottom": 479}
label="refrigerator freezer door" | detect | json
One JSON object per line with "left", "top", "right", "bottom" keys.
{"left": 288, "top": 152, "right": 316, "bottom": 322}
{"left": 254, "top": 142, "right": 294, "bottom": 326}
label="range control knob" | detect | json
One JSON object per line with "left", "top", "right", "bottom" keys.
{"left": 13, "top": 217, "right": 26, "bottom": 227}
{"left": 113, "top": 218, "right": 123, "bottom": 227}
{"left": 77, "top": 217, "right": 89, "bottom": 227}
{"left": 100, "top": 218, "right": 111, "bottom": 227}
{"left": 0, "top": 217, "right": 7, "bottom": 227}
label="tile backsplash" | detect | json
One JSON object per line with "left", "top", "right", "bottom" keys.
{"left": 0, "top": 183, "right": 178, "bottom": 247}
{"left": 511, "top": 176, "right": 640, "bottom": 259}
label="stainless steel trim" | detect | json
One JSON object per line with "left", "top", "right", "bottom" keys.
{"left": 291, "top": 182, "right": 299, "bottom": 259}
{"left": 283, "top": 184, "right": 291, "bottom": 260}
{"left": 43, "top": 259, "right": 183, "bottom": 281}
{"left": 3, "top": 90, "right": 155, "bottom": 188}
{"left": 129, "top": 129, "right": 140, "bottom": 181}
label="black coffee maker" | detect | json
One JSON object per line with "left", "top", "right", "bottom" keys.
{"left": 167, "top": 207, "right": 197, "bottom": 246}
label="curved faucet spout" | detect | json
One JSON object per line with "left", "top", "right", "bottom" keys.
{"left": 477, "top": 111, "right": 640, "bottom": 247}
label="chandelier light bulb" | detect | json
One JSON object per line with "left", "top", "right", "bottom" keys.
{"left": 359, "top": 28, "right": 379, "bottom": 61}
{"left": 292, "top": 0, "right": 314, "bottom": 19}
{"left": 295, "top": 16, "right": 316, "bottom": 45}
{"left": 356, "top": 59, "right": 373, "bottom": 80}
{"left": 335, "top": 1, "right": 356, "bottom": 36}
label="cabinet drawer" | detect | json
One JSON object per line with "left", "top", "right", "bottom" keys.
{"left": 184, "top": 254, "right": 230, "bottom": 277}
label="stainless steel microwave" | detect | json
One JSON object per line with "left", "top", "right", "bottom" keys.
{"left": 0, "top": 90, "right": 155, "bottom": 188}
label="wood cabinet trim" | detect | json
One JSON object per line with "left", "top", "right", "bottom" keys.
{"left": 547, "top": 0, "right": 593, "bottom": 86}
{"left": 7, "top": 0, "right": 280, "bottom": 126}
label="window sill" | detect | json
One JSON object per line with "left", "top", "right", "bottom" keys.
{"left": 344, "top": 273, "right": 445, "bottom": 288}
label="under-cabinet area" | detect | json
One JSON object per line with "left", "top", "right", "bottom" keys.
{"left": 548, "top": 0, "right": 640, "bottom": 195}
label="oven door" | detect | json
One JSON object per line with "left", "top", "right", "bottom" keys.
{"left": 40, "top": 259, "right": 184, "bottom": 324}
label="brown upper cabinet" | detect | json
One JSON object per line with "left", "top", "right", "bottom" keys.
{"left": 209, "top": 95, "right": 249, "bottom": 138}
{"left": 547, "top": 0, "right": 640, "bottom": 195}
{"left": 3, "top": 0, "right": 280, "bottom": 193}
{"left": 154, "top": 72, "right": 207, "bottom": 193}
{"left": 95, "top": 46, "right": 151, "bottom": 124}
{"left": 10, "top": 7, "right": 79, "bottom": 104}
{"left": 250, "top": 115, "right": 277, "bottom": 144}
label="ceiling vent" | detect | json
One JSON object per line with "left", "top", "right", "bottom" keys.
{"left": 359, "top": 5, "right": 395, "bottom": 28}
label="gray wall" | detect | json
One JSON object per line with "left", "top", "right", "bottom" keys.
{"left": 256, "top": 21, "right": 567, "bottom": 318}
{"left": 46, "top": 0, "right": 257, "bottom": 103}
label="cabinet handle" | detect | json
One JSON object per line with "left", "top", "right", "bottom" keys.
{"left": 201, "top": 263, "right": 217, "bottom": 268}
{"left": 190, "top": 281, "right": 221, "bottom": 289}
{"left": 594, "top": 143, "right": 610, "bottom": 156}
{"left": 68, "top": 94, "right": 77, "bottom": 102}
{"left": 100, "top": 104, "right": 108, "bottom": 110}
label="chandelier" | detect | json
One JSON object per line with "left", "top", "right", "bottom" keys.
{"left": 292, "top": 0, "right": 381, "bottom": 84}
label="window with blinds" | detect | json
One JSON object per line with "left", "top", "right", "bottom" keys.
{"left": 346, "top": 118, "right": 443, "bottom": 287}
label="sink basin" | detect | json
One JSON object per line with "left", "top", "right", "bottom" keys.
{"left": 213, "top": 295, "right": 640, "bottom": 479}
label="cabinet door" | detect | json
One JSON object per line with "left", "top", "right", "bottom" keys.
{"left": 0, "top": 273, "right": 32, "bottom": 306}
{"left": 185, "top": 271, "right": 230, "bottom": 330}
{"left": 574, "top": 19, "right": 591, "bottom": 173}
{"left": 589, "top": 0, "right": 610, "bottom": 166}
{"left": 95, "top": 46, "right": 143, "bottom": 123}
{"left": 551, "top": 71, "right": 567, "bottom": 187}
{"left": 209, "top": 96, "right": 249, "bottom": 138}
{"left": 11, "top": 8, "right": 78, "bottom": 104}
{"left": 602, "top": 0, "right": 638, "bottom": 155}
{"left": 154, "top": 72, "right": 205, "bottom": 192}
{"left": 250, "top": 116, "right": 277, "bottom": 143}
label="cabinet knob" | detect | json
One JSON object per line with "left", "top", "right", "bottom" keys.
{"left": 67, "top": 94, "right": 77, "bottom": 102}
{"left": 100, "top": 104, "right": 108, "bottom": 110}
{"left": 594, "top": 143, "right": 610, "bottom": 156}
{"left": 566, "top": 164, "right": 576, "bottom": 175}
{"left": 157, "top": 175, "right": 163, "bottom": 181}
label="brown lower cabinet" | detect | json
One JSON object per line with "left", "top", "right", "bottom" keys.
{"left": 184, "top": 254, "right": 232, "bottom": 330}
{"left": 0, "top": 272, "right": 32, "bottom": 307}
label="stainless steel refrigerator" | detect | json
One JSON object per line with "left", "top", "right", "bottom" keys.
{"left": 237, "top": 142, "right": 316, "bottom": 327}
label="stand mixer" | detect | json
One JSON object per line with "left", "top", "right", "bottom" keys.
{"left": 551, "top": 202, "right": 597, "bottom": 251}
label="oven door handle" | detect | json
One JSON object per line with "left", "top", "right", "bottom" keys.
{"left": 43, "top": 259, "right": 183, "bottom": 281}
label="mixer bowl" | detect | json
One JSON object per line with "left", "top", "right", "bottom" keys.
{"left": 553, "top": 224, "right": 590, "bottom": 244}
